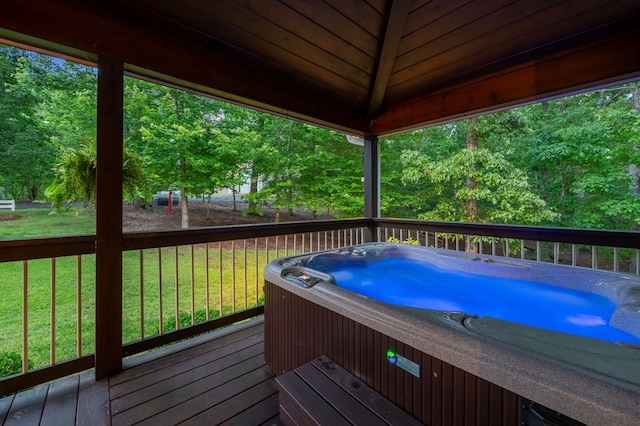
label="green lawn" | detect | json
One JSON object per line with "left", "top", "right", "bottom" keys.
{"left": 0, "top": 207, "right": 96, "bottom": 239}
{"left": 0, "top": 208, "right": 268, "bottom": 373}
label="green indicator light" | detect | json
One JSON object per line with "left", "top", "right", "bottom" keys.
{"left": 386, "top": 349, "right": 397, "bottom": 364}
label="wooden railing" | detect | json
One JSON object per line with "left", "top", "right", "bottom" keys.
{"left": 373, "top": 219, "right": 640, "bottom": 274}
{"left": 0, "top": 219, "right": 368, "bottom": 395}
{"left": 2, "top": 217, "right": 640, "bottom": 395}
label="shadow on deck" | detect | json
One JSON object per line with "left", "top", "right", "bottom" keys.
{"left": 0, "top": 317, "right": 281, "bottom": 425}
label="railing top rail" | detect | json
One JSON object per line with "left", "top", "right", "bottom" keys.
{"left": 122, "top": 218, "right": 371, "bottom": 251}
{"left": 0, "top": 234, "right": 95, "bottom": 262}
{"left": 373, "top": 218, "right": 640, "bottom": 250}
{"left": 2, "top": 218, "right": 639, "bottom": 262}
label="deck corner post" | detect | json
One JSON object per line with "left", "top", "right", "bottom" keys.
{"left": 363, "top": 134, "right": 380, "bottom": 242}
{"left": 95, "top": 55, "right": 124, "bottom": 379}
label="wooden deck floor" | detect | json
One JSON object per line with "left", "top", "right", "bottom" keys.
{"left": 0, "top": 317, "right": 281, "bottom": 425}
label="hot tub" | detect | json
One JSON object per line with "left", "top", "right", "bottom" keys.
{"left": 264, "top": 243, "right": 640, "bottom": 425}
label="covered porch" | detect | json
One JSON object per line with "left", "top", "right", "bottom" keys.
{"left": 1, "top": 1, "right": 640, "bottom": 425}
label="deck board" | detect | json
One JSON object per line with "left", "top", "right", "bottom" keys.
{"left": 1, "top": 317, "right": 280, "bottom": 426}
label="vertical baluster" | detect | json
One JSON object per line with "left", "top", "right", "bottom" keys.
{"left": 218, "top": 243, "right": 223, "bottom": 316}
{"left": 521, "top": 240, "right": 525, "bottom": 259}
{"left": 205, "top": 243, "right": 210, "bottom": 320}
{"left": 592, "top": 246, "right": 597, "bottom": 269}
{"left": 571, "top": 244, "right": 577, "bottom": 266}
{"left": 536, "top": 241, "right": 541, "bottom": 262}
{"left": 491, "top": 238, "right": 496, "bottom": 256}
{"left": 22, "top": 260, "right": 28, "bottom": 373}
{"left": 285, "top": 235, "right": 289, "bottom": 256}
{"left": 158, "top": 248, "right": 163, "bottom": 333}
{"left": 636, "top": 250, "right": 640, "bottom": 275}
{"left": 51, "top": 257, "right": 56, "bottom": 365}
{"left": 254, "top": 238, "right": 259, "bottom": 306}
{"left": 139, "top": 250, "right": 144, "bottom": 339}
{"left": 331, "top": 231, "right": 335, "bottom": 249}
{"left": 266, "top": 237, "right": 271, "bottom": 261}
{"left": 232, "top": 240, "right": 236, "bottom": 313}
{"left": 244, "top": 239, "right": 248, "bottom": 310}
{"left": 553, "top": 242, "right": 559, "bottom": 264}
{"left": 275, "top": 236, "right": 279, "bottom": 259}
{"left": 614, "top": 247, "right": 619, "bottom": 272}
{"left": 174, "top": 246, "right": 179, "bottom": 329}
{"left": 445, "top": 235, "right": 449, "bottom": 250}
{"left": 191, "top": 245, "right": 195, "bottom": 325}
{"left": 77, "top": 255, "right": 82, "bottom": 356}
{"left": 505, "top": 239, "right": 510, "bottom": 258}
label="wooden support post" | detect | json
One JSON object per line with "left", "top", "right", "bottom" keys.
{"left": 363, "top": 134, "right": 380, "bottom": 242}
{"left": 95, "top": 55, "right": 124, "bottom": 379}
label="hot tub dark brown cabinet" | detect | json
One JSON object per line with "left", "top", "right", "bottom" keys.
{"left": 265, "top": 281, "right": 530, "bottom": 425}
{"left": 264, "top": 248, "right": 640, "bottom": 425}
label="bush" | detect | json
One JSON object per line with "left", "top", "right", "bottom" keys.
{"left": 0, "top": 351, "right": 32, "bottom": 377}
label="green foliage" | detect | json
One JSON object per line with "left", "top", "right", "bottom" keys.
{"left": 3, "top": 43, "right": 640, "bottom": 230}
{"left": 162, "top": 308, "right": 221, "bottom": 332}
{"left": 400, "top": 132, "right": 557, "bottom": 225}
{"left": 45, "top": 143, "right": 147, "bottom": 209}
{"left": 387, "top": 236, "right": 419, "bottom": 245}
{"left": 0, "top": 351, "right": 32, "bottom": 377}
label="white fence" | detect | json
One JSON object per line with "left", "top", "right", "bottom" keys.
{"left": 0, "top": 200, "right": 15, "bottom": 211}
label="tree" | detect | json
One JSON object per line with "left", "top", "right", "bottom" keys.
{"left": 0, "top": 45, "right": 56, "bottom": 200}
{"left": 125, "top": 78, "right": 244, "bottom": 228}
{"left": 514, "top": 86, "right": 640, "bottom": 230}
{"left": 399, "top": 117, "right": 557, "bottom": 226}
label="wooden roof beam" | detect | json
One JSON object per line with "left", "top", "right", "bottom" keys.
{"left": 370, "top": 17, "right": 640, "bottom": 137}
{"left": 367, "top": 0, "right": 411, "bottom": 118}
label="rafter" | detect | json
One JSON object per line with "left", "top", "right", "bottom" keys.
{"left": 367, "top": 0, "right": 411, "bottom": 118}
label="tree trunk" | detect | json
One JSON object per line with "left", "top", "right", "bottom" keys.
{"left": 181, "top": 187, "right": 189, "bottom": 228}
{"left": 275, "top": 207, "right": 280, "bottom": 223}
{"left": 465, "top": 117, "right": 479, "bottom": 253}
{"left": 180, "top": 155, "right": 189, "bottom": 228}
{"left": 232, "top": 187, "right": 237, "bottom": 211}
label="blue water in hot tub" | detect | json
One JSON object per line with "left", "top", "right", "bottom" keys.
{"left": 324, "top": 257, "right": 640, "bottom": 344}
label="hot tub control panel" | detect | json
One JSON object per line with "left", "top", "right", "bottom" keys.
{"left": 281, "top": 267, "right": 333, "bottom": 288}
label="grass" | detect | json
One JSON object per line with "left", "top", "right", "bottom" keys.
{"left": 0, "top": 208, "right": 96, "bottom": 239}
{"left": 0, "top": 209, "right": 269, "bottom": 373}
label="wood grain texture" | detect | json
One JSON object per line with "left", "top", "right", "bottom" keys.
{"left": 264, "top": 282, "right": 520, "bottom": 425}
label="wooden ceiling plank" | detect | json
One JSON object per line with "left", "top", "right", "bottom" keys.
{"left": 124, "top": 0, "right": 369, "bottom": 102}
{"left": 0, "top": 0, "right": 370, "bottom": 134}
{"left": 229, "top": 0, "right": 375, "bottom": 74}
{"left": 182, "top": 0, "right": 371, "bottom": 91}
{"left": 386, "top": 0, "right": 637, "bottom": 103}
{"left": 279, "top": 0, "right": 380, "bottom": 60}
{"left": 404, "top": 0, "right": 472, "bottom": 36}
{"left": 371, "top": 22, "right": 640, "bottom": 136}
{"left": 323, "top": 0, "right": 385, "bottom": 39}
{"left": 368, "top": 0, "right": 411, "bottom": 116}
{"left": 396, "top": 0, "right": 549, "bottom": 69}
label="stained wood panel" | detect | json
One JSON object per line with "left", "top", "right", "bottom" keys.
{"left": 264, "top": 282, "right": 520, "bottom": 425}
{"left": 387, "top": 0, "right": 638, "bottom": 102}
